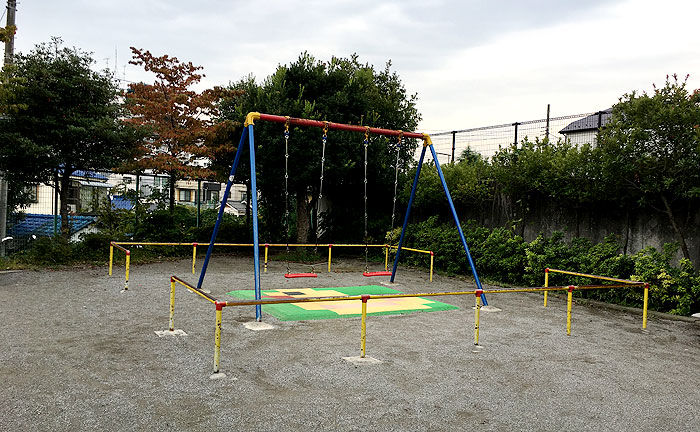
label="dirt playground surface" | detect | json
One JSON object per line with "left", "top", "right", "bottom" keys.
{"left": 2, "top": 255, "right": 699, "bottom": 431}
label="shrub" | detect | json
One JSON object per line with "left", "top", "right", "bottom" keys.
{"left": 630, "top": 245, "right": 700, "bottom": 315}
{"left": 74, "top": 232, "right": 113, "bottom": 262}
{"left": 22, "top": 236, "right": 74, "bottom": 266}
{"left": 475, "top": 227, "right": 526, "bottom": 284}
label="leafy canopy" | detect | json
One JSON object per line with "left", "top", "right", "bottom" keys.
{"left": 0, "top": 38, "right": 141, "bottom": 221}
{"left": 125, "top": 48, "right": 239, "bottom": 210}
{"left": 219, "top": 52, "right": 421, "bottom": 242}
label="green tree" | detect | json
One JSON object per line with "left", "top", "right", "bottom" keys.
{"left": 220, "top": 53, "right": 421, "bottom": 243}
{"left": 599, "top": 75, "right": 700, "bottom": 260}
{"left": 0, "top": 24, "right": 16, "bottom": 44}
{"left": 404, "top": 152, "right": 493, "bottom": 223}
{"left": 0, "top": 38, "right": 142, "bottom": 238}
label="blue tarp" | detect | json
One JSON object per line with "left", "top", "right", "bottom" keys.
{"left": 9, "top": 213, "right": 97, "bottom": 238}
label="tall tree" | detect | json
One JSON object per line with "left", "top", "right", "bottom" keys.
{"left": 220, "top": 53, "right": 421, "bottom": 243}
{"left": 125, "top": 48, "right": 236, "bottom": 212}
{"left": 599, "top": 75, "right": 700, "bottom": 259}
{"left": 0, "top": 24, "right": 16, "bottom": 44}
{"left": 0, "top": 38, "right": 141, "bottom": 238}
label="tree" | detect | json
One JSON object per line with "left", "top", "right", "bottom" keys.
{"left": 404, "top": 154, "right": 493, "bottom": 224}
{"left": 0, "top": 24, "right": 16, "bottom": 44}
{"left": 220, "top": 53, "right": 421, "bottom": 243}
{"left": 0, "top": 38, "right": 142, "bottom": 238}
{"left": 125, "top": 48, "right": 237, "bottom": 212}
{"left": 599, "top": 75, "right": 700, "bottom": 260}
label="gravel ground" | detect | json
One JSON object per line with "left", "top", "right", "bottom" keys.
{"left": 1, "top": 255, "right": 699, "bottom": 432}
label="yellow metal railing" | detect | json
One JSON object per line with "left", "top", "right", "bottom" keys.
{"left": 109, "top": 242, "right": 130, "bottom": 291}
{"left": 544, "top": 268, "right": 649, "bottom": 330}
{"left": 110, "top": 241, "right": 435, "bottom": 282}
{"left": 167, "top": 275, "right": 641, "bottom": 374}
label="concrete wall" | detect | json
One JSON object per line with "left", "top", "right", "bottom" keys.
{"left": 472, "top": 197, "right": 700, "bottom": 266}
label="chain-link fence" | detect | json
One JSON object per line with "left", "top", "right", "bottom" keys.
{"left": 427, "top": 110, "right": 610, "bottom": 164}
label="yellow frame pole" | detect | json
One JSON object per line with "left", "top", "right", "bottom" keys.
{"left": 384, "top": 245, "right": 389, "bottom": 271}
{"left": 430, "top": 252, "right": 434, "bottom": 282}
{"left": 360, "top": 295, "right": 369, "bottom": 358}
{"left": 213, "top": 302, "right": 223, "bottom": 373}
{"left": 544, "top": 268, "right": 549, "bottom": 307}
{"left": 169, "top": 277, "right": 176, "bottom": 331}
{"left": 474, "top": 291, "right": 482, "bottom": 345}
{"left": 192, "top": 243, "right": 197, "bottom": 274}
{"left": 642, "top": 283, "right": 649, "bottom": 329}
{"left": 264, "top": 244, "right": 269, "bottom": 273}
{"left": 328, "top": 244, "right": 333, "bottom": 272}
{"left": 124, "top": 251, "right": 130, "bottom": 291}
{"left": 566, "top": 286, "right": 573, "bottom": 335}
{"left": 109, "top": 243, "right": 114, "bottom": 276}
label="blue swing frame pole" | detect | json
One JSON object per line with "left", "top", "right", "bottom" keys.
{"left": 428, "top": 144, "right": 488, "bottom": 306}
{"left": 248, "top": 124, "right": 263, "bottom": 321}
{"left": 390, "top": 144, "right": 427, "bottom": 282}
{"left": 197, "top": 127, "right": 249, "bottom": 290}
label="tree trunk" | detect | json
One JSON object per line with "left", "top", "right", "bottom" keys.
{"left": 58, "top": 171, "right": 72, "bottom": 239}
{"left": 660, "top": 192, "right": 691, "bottom": 260}
{"left": 296, "top": 192, "right": 311, "bottom": 244}
{"left": 168, "top": 172, "right": 176, "bottom": 213}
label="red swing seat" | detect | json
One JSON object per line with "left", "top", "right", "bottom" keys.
{"left": 285, "top": 272, "right": 318, "bottom": 278}
{"left": 363, "top": 271, "right": 392, "bottom": 277}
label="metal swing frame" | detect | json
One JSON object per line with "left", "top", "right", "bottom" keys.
{"left": 197, "top": 112, "right": 488, "bottom": 322}
{"left": 282, "top": 117, "right": 321, "bottom": 279}
{"left": 361, "top": 126, "right": 394, "bottom": 278}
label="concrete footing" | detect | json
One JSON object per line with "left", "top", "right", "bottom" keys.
{"left": 243, "top": 321, "right": 275, "bottom": 331}
{"left": 154, "top": 329, "right": 188, "bottom": 337}
{"left": 343, "top": 356, "right": 382, "bottom": 365}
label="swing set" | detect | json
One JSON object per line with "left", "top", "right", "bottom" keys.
{"left": 280, "top": 117, "right": 400, "bottom": 279}
{"left": 196, "top": 112, "right": 488, "bottom": 321}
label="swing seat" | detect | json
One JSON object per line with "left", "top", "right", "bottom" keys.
{"left": 363, "top": 271, "right": 393, "bottom": 277}
{"left": 285, "top": 272, "right": 318, "bottom": 279}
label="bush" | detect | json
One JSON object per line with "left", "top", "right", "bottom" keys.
{"left": 22, "top": 236, "right": 74, "bottom": 266}
{"left": 74, "top": 232, "right": 113, "bottom": 262}
{"left": 394, "top": 218, "right": 699, "bottom": 315}
{"left": 475, "top": 227, "right": 526, "bottom": 284}
{"left": 630, "top": 245, "right": 700, "bottom": 315}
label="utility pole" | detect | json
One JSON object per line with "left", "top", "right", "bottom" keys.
{"left": 0, "top": 0, "right": 17, "bottom": 256}
{"left": 545, "top": 104, "right": 551, "bottom": 142}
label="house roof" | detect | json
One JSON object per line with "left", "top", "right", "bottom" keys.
{"left": 111, "top": 195, "right": 135, "bottom": 210}
{"left": 78, "top": 179, "right": 111, "bottom": 188}
{"left": 60, "top": 169, "right": 109, "bottom": 181}
{"left": 560, "top": 108, "right": 613, "bottom": 134}
{"left": 9, "top": 214, "right": 97, "bottom": 238}
{"left": 217, "top": 201, "right": 247, "bottom": 213}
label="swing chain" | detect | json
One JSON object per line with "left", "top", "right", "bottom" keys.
{"left": 316, "top": 122, "right": 329, "bottom": 255}
{"left": 284, "top": 117, "right": 291, "bottom": 274}
{"left": 319, "top": 122, "right": 328, "bottom": 202}
{"left": 391, "top": 131, "right": 402, "bottom": 230}
{"left": 364, "top": 126, "right": 370, "bottom": 273}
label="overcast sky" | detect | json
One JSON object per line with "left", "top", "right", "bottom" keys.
{"left": 8, "top": 0, "right": 700, "bottom": 132}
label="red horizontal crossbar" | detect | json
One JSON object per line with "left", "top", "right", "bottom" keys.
{"left": 285, "top": 273, "right": 318, "bottom": 279}
{"left": 363, "top": 271, "right": 393, "bottom": 277}
{"left": 256, "top": 113, "right": 425, "bottom": 140}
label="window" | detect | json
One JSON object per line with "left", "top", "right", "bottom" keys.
{"left": 206, "top": 190, "right": 220, "bottom": 203}
{"left": 179, "top": 189, "right": 192, "bottom": 202}
{"left": 24, "top": 185, "right": 38, "bottom": 203}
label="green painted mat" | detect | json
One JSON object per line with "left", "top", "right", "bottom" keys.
{"left": 226, "top": 285, "right": 459, "bottom": 321}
